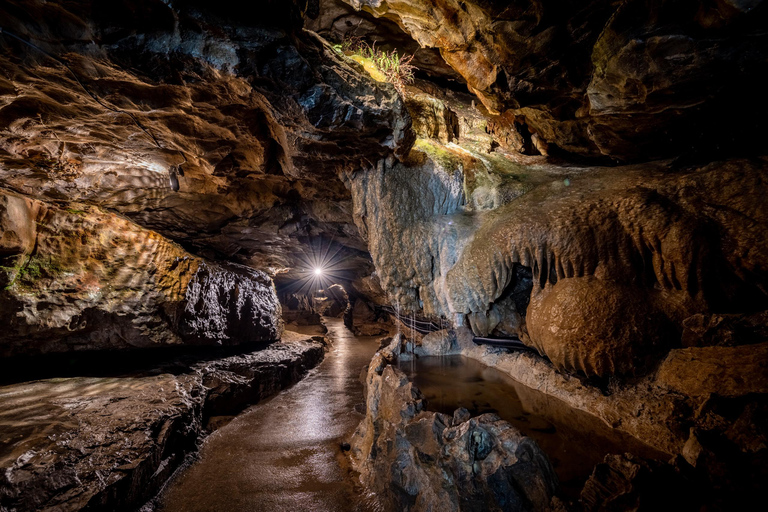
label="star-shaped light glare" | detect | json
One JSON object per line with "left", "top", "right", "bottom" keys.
{"left": 281, "top": 238, "right": 352, "bottom": 296}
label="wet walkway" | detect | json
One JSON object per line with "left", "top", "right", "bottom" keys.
{"left": 156, "top": 318, "right": 381, "bottom": 512}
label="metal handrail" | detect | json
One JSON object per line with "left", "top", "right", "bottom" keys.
{"left": 375, "top": 304, "right": 534, "bottom": 351}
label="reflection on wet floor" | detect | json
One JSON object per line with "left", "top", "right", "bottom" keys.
{"left": 156, "top": 318, "right": 382, "bottom": 512}
{"left": 399, "top": 355, "right": 667, "bottom": 499}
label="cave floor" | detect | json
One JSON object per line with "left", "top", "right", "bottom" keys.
{"left": 155, "top": 318, "right": 381, "bottom": 512}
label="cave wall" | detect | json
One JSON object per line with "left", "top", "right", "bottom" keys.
{"left": 347, "top": 115, "right": 768, "bottom": 376}
{"left": 0, "top": 189, "right": 282, "bottom": 357}
{"left": 0, "top": 0, "right": 765, "bottom": 510}
{"left": 1, "top": 0, "right": 766, "bottom": 378}
{"left": 339, "top": 0, "right": 768, "bottom": 161}
{"left": 0, "top": 0, "right": 413, "bottom": 275}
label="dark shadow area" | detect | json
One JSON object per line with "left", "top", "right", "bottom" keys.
{"left": 0, "top": 340, "right": 279, "bottom": 386}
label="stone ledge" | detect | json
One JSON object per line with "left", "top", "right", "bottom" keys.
{"left": 0, "top": 334, "right": 324, "bottom": 512}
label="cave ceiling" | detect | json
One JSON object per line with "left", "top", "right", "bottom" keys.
{"left": 1, "top": 0, "right": 766, "bottom": 289}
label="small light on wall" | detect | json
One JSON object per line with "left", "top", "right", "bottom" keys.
{"left": 314, "top": 267, "right": 323, "bottom": 276}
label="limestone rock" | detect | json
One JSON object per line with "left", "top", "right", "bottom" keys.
{"left": 405, "top": 93, "right": 460, "bottom": 144}
{"left": 0, "top": 0, "right": 414, "bottom": 276}
{"left": 178, "top": 261, "right": 283, "bottom": 346}
{"left": 0, "top": 336, "right": 324, "bottom": 512}
{"left": 526, "top": 278, "right": 671, "bottom": 377}
{"left": 681, "top": 311, "right": 768, "bottom": 348}
{"left": 305, "top": 0, "right": 463, "bottom": 82}
{"left": 350, "top": 298, "right": 392, "bottom": 336}
{"left": 0, "top": 190, "right": 281, "bottom": 357}
{"left": 351, "top": 345, "right": 558, "bottom": 511}
{"left": 348, "top": 146, "right": 768, "bottom": 376}
{"left": 580, "top": 454, "right": 699, "bottom": 512}
{"left": 0, "top": 193, "right": 40, "bottom": 256}
{"left": 314, "top": 283, "right": 350, "bottom": 317}
{"left": 341, "top": 0, "right": 768, "bottom": 160}
{"left": 654, "top": 343, "right": 768, "bottom": 397}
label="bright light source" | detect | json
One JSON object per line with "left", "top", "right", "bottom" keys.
{"left": 314, "top": 267, "right": 323, "bottom": 276}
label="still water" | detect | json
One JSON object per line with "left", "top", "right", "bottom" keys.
{"left": 399, "top": 355, "right": 667, "bottom": 498}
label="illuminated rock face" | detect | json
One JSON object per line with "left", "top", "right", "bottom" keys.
{"left": 0, "top": 190, "right": 281, "bottom": 357}
{"left": 0, "top": 0, "right": 412, "bottom": 275}
{"left": 340, "top": 0, "right": 768, "bottom": 161}
{"left": 0, "top": 336, "right": 324, "bottom": 512}
{"left": 351, "top": 343, "right": 559, "bottom": 511}
{"left": 349, "top": 148, "right": 768, "bottom": 376}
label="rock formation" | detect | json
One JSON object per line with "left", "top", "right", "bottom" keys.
{"left": 352, "top": 340, "right": 559, "bottom": 511}
{"left": 338, "top": 0, "right": 768, "bottom": 161}
{"left": 347, "top": 141, "right": 768, "bottom": 376}
{"left": 0, "top": 0, "right": 766, "bottom": 510}
{"left": 0, "top": 189, "right": 281, "bottom": 357}
{"left": 0, "top": 334, "right": 324, "bottom": 512}
{"left": 0, "top": 0, "right": 412, "bottom": 277}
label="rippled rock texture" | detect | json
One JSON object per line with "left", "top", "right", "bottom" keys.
{"left": 351, "top": 342, "right": 559, "bottom": 511}
{"left": 0, "top": 334, "right": 324, "bottom": 512}
{"left": 0, "top": 190, "right": 281, "bottom": 357}
{"left": 339, "top": 0, "right": 768, "bottom": 161}
{"left": 0, "top": 0, "right": 413, "bottom": 275}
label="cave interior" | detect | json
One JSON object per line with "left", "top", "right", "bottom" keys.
{"left": 0, "top": 0, "right": 767, "bottom": 511}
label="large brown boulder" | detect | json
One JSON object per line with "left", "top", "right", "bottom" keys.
{"left": 526, "top": 278, "right": 670, "bottom": 376}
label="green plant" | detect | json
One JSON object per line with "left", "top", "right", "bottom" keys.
{"left": 1, "top": 255, "right": 32, "bottom": 290}
{"left": 1, "top": 254, "right": 63, "bottom": 290}
{"left": 334, "top": 36, "right": 416, "bottom": 96}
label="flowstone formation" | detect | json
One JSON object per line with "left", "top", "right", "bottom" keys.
{"left": 347, "top": 102, "right": 768, "bottom": 377}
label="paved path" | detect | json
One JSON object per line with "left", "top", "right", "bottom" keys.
{"left": 156, "top": 318, "right": 381, "bottom": 512}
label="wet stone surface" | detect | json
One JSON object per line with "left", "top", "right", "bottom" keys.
{"left": 0, "top": 334, "right": 324, "bottom": 512}
{"left": 154, "top": 318, "right": 382, "bottom": 512}
{"left": 399, "top": 355, "right": 667, "bottom": 499}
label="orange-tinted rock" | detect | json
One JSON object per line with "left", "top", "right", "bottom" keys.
{"left": 342, "top": 0, "right": 768, "bottom": 160}
{"left": 0, "top": 0, "right": 413, "bottom": 276}
{"left": 0, "top": 190, "right": 282, "bottom": 357}
{"left": 351, "top": 344, "right": 558, "bottom": 511}
{"left": 527, "top": 277, "right": 671, "bottom": 376}
{"left": 655, "top": 343, "right": 768, "bottom": 397}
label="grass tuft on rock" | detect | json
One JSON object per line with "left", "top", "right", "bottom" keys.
{"left": 333, "top": 37, "right": 415, "bottom": 96}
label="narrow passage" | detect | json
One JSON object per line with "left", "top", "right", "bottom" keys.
{"left": 157, "top": 318, "right": 380, "bottom": 512}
